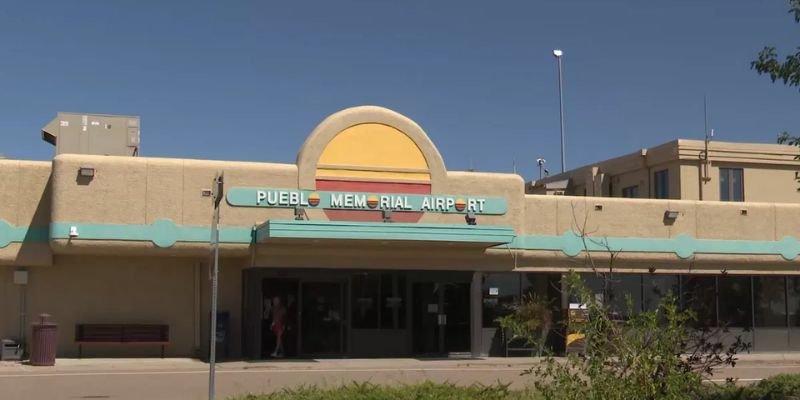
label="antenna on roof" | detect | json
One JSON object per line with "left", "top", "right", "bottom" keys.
{"left": 701, "top": 96, "right": 712, "bottom": 185}
{"left": 512, "top": 159, "right": 517, "bottom": 174}
{"left": 468, "top": 159, "right": 474, "bottom": 172}
{"left": 704, "top": 95, "right": 709, "bottom": 142}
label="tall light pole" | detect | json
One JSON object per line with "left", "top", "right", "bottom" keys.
{"left": 208, "top": 172, "right": 223, "bottom": 400}
{"left": 553, "top": 49, "right": 566, "bottom": 173}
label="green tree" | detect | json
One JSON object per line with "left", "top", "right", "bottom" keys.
{"left": 752, "top": 1, "right": 800, "bottom": 188}
{"left": 752, "top": 0, "right": 800, "bottom": 90}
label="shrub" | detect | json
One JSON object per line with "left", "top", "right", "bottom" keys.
{"left": 230, "top": 381, "right": 534, "bottom": 400}
{"left": 705, "top": 374, "right": 800, "bottom": 400}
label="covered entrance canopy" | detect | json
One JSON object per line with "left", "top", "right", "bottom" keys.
{"left": 255, "top": 220, "right": 515, "bottom": 248}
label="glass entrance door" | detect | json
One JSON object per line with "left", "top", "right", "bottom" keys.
{"left": 300, "top": 281, "right": 345, "bottom": 356}
{"left": 412, "top": 281, "right": 471, "bottom": 355}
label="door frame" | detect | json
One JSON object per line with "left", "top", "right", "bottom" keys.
{"left": 409, "top": 272, "right": 473, "bottom": 356}
{"left": 298, "top": 278, "right": 347, "bottom": 357}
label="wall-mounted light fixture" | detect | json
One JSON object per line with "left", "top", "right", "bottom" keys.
{"left": 465, "top": 211, "right": 477, "bottom": 226}
{"left": 69, "top": 226, "right": 79, "bottom": 238}
{"left": 663, "top": 210, "right": 680, "bottom": 220}
{"left": 78, "top": 166, "right": 95, "bottom": 178}
{"left": 382, "top": 209, "right": 393, "bottom": 223}
{"left": 294, "top": 207, "right": 305, "bottom": 221}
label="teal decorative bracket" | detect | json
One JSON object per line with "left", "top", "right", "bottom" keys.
{"left": 0, "top": 219, "right": 49, "bottom": 248}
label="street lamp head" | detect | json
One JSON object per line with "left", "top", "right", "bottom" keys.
{"left": 553, "top": 49, "right": 563, "bottom": 57}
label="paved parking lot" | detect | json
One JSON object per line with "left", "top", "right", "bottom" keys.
{"left": 1, "top": 356, "right": 798, "bottom": 400}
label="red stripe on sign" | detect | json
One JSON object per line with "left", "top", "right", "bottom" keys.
{"left": 315, "top": 179, "right": 431, "bottom": 194}
{"left": 323, "top": 210, "right": 424, "bottom": 223}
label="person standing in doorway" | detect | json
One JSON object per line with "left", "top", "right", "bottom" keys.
{"left": 270, "top": 296, "right": 287, "bottom": 358}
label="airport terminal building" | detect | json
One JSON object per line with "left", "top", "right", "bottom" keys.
{"left": 2, "top": 106, "right": 800, "bottom": 359}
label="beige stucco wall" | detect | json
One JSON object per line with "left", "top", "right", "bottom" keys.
{"left": 18, "top": 256, "right": 201, "bottom": 357}
{"left": 0, "top": 160, "right": 52, "bottom": 266}
{"left": 49, "top": 154, "right": 300, "bottom": 256}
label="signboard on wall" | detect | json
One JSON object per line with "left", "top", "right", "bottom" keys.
{"left": 226, "top": 188, "right": 508, "bottom": 215}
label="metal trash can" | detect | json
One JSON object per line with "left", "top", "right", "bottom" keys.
{"left": 30, "top": 314, "right": 57, "bottom": 366}
{"left": 1, "top": 339, "right": 23, "bottom": 361}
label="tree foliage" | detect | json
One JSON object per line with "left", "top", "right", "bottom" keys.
{"left": 752, "top": 0, "right": 800, "bottom": 90}
{"left": 520, "top": 272, "right": 748, "bottom": 400}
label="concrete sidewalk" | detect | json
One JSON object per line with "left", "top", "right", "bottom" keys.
{"left": 2, "top": 352, "right": 799, "bottom": 374}
{"left": 2, "top": 355, "right": 799, "bottom": 400}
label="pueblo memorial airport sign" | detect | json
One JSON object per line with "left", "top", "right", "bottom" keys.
{"left": 226, "top": 188, "right": 507, "bottom": 215}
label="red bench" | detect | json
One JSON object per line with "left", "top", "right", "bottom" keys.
{"left": 75, "top": 324, "right": 169, "bottom": 358}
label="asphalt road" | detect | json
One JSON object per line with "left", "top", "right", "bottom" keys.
{"left": 0, "top": 359, "right": 796, "bottom": 400}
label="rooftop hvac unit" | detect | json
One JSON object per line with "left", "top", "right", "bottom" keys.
{"left": 41, "top": 112, "right": 140, "bottom": 156}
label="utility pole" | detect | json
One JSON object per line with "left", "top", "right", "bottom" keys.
{"left": 554, "top": 49, "right": 566, "bottom": 173}
{"left": 208, "top": 172, "right": 223, "bottom": 400}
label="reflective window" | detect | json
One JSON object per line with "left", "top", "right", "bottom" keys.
{"left": 351, "top": 273, "right": 379, "bottom": 328}
{"left": 718, "top": 276, "right": 752, "bottom": 328}
{"left": 754, "top": 276, "right": 787, "bottom": 328}
{"left": 482, "top": 273, "right": 521, "bottom": 327}
{"left": 720, "top": 168, "right": 744, "bottom": 202}
{"left": 352, "top": 272, "right": 406, "bottom": 329}
{"left": 788, "top": 278, "right": 800, "bottom": 327}
{"left": 380, "top": 274, "right": 406, "bottom": 329}
{"left": 580, "top": 273, "right": 642, "bottom": 318}
{"left": 621, "top": 185, "right": 639, "bottom": 198}
{"left": 654, "top": 169, "right": 670, "bottom": 199}
{"left": 643, "top": 275, "right": 680, "bottom": 311}
{"left": 682, "top": 276, "right": 717, "bottom": 328}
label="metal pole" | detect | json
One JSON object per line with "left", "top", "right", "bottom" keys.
{"left": 208, "top": 172, "right": 223, "bottom": 400}
{"left": 556, "top": 52, "right": 566, "bottom": 173}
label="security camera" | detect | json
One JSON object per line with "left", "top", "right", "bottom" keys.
{"left": 537, "top": 158, "right": 546, "bottom": 166}
{"left": 553, "top": 49, "right": 563, "bottom": 57}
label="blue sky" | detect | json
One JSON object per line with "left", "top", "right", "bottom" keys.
{"left": 1, "top": 1, "right": 798, "bottom": 178}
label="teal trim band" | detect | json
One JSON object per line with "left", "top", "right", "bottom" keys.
{"left": 226, "top": 187, "right": 508, "bottom": 215}
{"left": 258, "top": 220, "right": 516, "bottom": 245}
{"left": 50, "top": 220, "right": 255, "bottom": 248}
{"left": 31, "top": 220, "right": 800, "bottom": 261}
{"left": 0, "top": 219, "right": 49, "bottom": 248}
{"left": 503, "top": 232, "right": 800, "bottom": 261}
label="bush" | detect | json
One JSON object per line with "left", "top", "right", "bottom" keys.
{"left": 230, "top": 381, "right": 533, "bottom": 400}
{"left": 704, "top": 374, "right": 800, "bottom": 400}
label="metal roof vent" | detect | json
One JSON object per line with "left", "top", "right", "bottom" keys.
{"left": 42, "top": 112, "right": 140, "bottom": 156}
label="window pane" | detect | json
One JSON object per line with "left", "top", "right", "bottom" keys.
{"left": 720, "top": 168, "right": 744, "bottom": 202}
{"left": 720, "top": 169, "right": 730, "bottom": 201}
{"left": 754, "top": 276, "right": 786, "bottom": 328}
{"left": 607, "top": 274, "right": 643, "bottom": 318}
{"left": 682, "top": 276, "right": 717, "bottom": 328}
{"left": 580, "top": 274, "right": 642, "bottom": 318}
{"left": 622, "top": 185, "right": 639, "bottom": 198}
{"left": 351, "top": 273, "right": 379, "bottom": 329}
{"left": 482, "top": 273, "right": 520, "bottom": 327}
{"left": 655, "top": 170, "right": 669, "bottom": 199}
{"left": 732, "top": 169, "right": 744, "bottom": 201}
{"left": 789, "top": 278, "right": 800, "bottom": 327}
{"left": 718, "top": 276, "right": 752, "bottom": 328}
{"left": 643, "top": 275, "right": 680, "bottom": 311}
{"left": 380, "top": 273, "right": 406, "bottom": 329}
